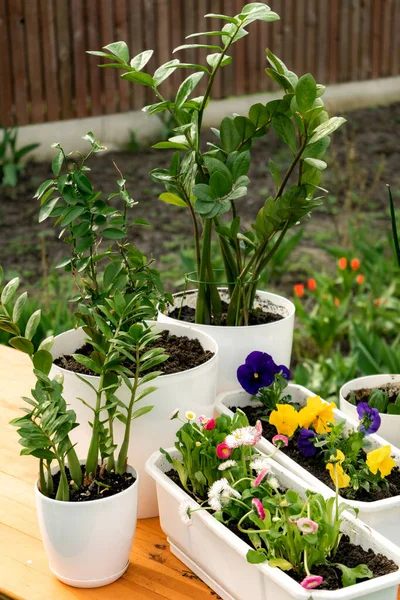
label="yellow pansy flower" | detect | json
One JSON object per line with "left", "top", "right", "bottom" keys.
{"left": 269, "top": 404, "right": 299, "bottom": 438}
{"left": 366, "top": 445, "right": 396, "bottom": 478}
{"left": 298, "top": 396, "right": 337, "bottom": 434}
{"left": 326, "top": 450, "right": 350, "bottom": 488}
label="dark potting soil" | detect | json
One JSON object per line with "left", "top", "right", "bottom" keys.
{"left": 169, "top": 299, "right": 283, "bottom": 326}
{"left": 54, "top": 329, "right": 214, "bottom": 376}
{"left": 346, "top": 382, "right": 400, "bottom": 407}
{"left": 231, "top": 404, "right": 400, "bottom": 502}
{"left": 165, "top": 470, "right": 398, "bottom": 590}
{"left": 49, "top": 464, "right": 135, "bottom": 502}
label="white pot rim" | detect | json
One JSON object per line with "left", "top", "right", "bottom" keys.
{"left": 217, "top": 387, "right": 400, "bottom": 511}
{"left": 147, "top": 447, "right": 400, "bottom": 597}
{"left": 159, "top": 288, "right": 295, "bottom": 330}
{"left": 35, "top": 464, "right": 139, "bottom": 508}
{"left": 51, "top": 323, "right": 218, "bottom": 383}
{"left": 340, "top": 374, "right": 400, "bottom": 396}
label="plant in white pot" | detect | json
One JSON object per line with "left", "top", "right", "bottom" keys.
{"left": 89, "top": 1, "right": 346, "bottom": 392}
{"left": 146, "top": 409, "right": 400, "bottom": 599}
{"left": 0, "top": 271, "right": 151, "bottom": 587}
{"left": 340, "top": 375, "right": 400, "bottom": 448}
{"left": 33, "top": 135, "right": 218, "bottom": 518}
{"left": 215, "top": 351, "right": 400, "bottom": 545}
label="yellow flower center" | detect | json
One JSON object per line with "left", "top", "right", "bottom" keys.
{"left": 254, "top": 373, "right": 259, "bottom": 378}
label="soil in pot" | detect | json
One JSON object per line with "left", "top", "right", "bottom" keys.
{"left": 164, "top": 469, "right": 398, "bottom": 590}
{"left": 54, "top": 329, "right": 214, "bottom": 376}
{"left": 169, "top": 298, "right": 284, "bottom": 326}
{"left": 346, "top": 382, "right": 400, "bottom": 408}
{"left": 230, "top": 404, "right": 400, "bottom": 502}
{"left": 48, "top": 464, "right": 136, "bottom": 502}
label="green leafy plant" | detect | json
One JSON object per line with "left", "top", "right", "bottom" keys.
{"left": 1, "top": 134, "right": 172, "bottom": 500}
{"left": 0, "top": 126, "right": 39, "bottom": 187}
{"left": 89, "top": 2, "right": 345, "bottom": 326}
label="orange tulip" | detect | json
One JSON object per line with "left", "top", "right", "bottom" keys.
{"left": 294, "top": 284, "right": 305, "bottom": 298}
{"left": 334, "top": 297, "right": 340, "bottom": 307}
{"left": 338, "top": 257, "right": 347, "bottom": 270}
{"left": 307, "top": 278, "right": 317, "bottom": 291}
{"left": 350, "top": 258, "right": 360, "bottom": 270}
{"left": 356, "top": 274, "right": 365, "bottom": 284}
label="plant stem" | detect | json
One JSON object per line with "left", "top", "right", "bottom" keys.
{"left": 195, "top": 218, "right": 213, "bottom": 324}
{"left": 85, "top": 372, "right": 105, "bottom": 478}
{"left": 66, "top": 439, "right": 82, "bottom": 486}
{"left": 116, "top": 343, "right": 140, "bottom": 474}
{"left": 274, "top": 135, "right": 308, "bottom": 201}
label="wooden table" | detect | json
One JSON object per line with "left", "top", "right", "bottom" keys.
{"left": 0, "top": 346, "right": 213, "bottom": 600}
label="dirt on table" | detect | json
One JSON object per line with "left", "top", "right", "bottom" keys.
{"left": 54, "top": 329, "right": 214, "bottom": 376}
{"left": 1, "top": 102, "right": 400, "bottom": 294}
{"left": 231, "top": 403, "right": 400, "bottom": 502}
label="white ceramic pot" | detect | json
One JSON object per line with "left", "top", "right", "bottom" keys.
{"left": 215, "top": 386, "right": 400, "bottom": 547}
{"left": 146, "top": 448, "right": 400, "bottom": 600}
{"left": 36, "top": 464, "right": 138, "bottom": 588}
{"left": 50, "top": 322, "right": 218, "bottom": 519}
{"left": 340, "top": 375, "right": 400, "bottom": 448}
{"left": 158, "top": 289, "right": 295, "bottom": 394}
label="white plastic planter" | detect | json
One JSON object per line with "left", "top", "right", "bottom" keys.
{"left": 146, "top": 448, "right": 400, "bottom": 600}
{"left": 340, "top": 375, "right": 400, "bottom": 448}
{"left": 158, "top": 289, "right": 295, "bottom": 394}
{"left": 216, "top": 385, "right": 400, "bottom": 547}
{"left": 50, "top": 322, "right": 218, "bottom": 519}
{"left": 36, "top": 464, "right": 138, "bottom": 588}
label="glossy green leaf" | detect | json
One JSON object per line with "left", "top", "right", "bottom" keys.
{"left": 32, "top": 350, "right": 53, "bottom": 375}
{"left": 52, "top": 150, "right": 64, "bottom": 176}
{"left": 308, "top": 117, "right": 346, "bottom": 144}
{"left": 1, "top": 277, "right": 19, "bottom": 305}
{"left": 25, "top": 309, "right": 41, "bottom": 340}
{"left": 175, "top": 72, "right": 204, "bottom": 108}
{"left": 159, "top": 192, "right": 187, "bottom": 207}
{"left": 103, "top": 41, "right": 129, "bottom": 63}
{"left": 101, "top": 228, "right": 126, "bottom": 240}
{"left": 130, "top": 49, "right": 154, "bottom": 71}
{"left": 9, "top": 336, "right": 34, "bottom": 355}
{"left": 272, "top": 114, "right": 297, "bottom": 153}
{"left": 153, "top": 59, "right": 180, "bottom": 86}
{"left": 295, "top": 73, "right": 317, "bottom": 115}
{"left": 121, "top": 71, "right": 154, "bottom": 87}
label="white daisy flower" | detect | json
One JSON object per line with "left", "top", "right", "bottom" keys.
{"left": 250, "top": 456, "right": 271, "bottom": 473}
{"left": 207, "top": 478, "right": 241, "bottom": 511}
{"left": 185, "top": 410, "right": 196, "bottom": 421}
{"left": 179, "top": 500, "right": 196, "bottom": 526}
{"left": 225, "top": 425, "right": 262, "bottom": 449}
{"left": 268, "top": 476, "right": 280, "bottom": 490}
{"left": 218, "top": 460, "right": 237, "bottom": 471}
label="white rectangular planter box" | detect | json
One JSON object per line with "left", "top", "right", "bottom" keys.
{"left": 215, "top": 385, "right": 400, "bottom": 547}
{"left": 146, "top": 448, "right": 400, "bottom": 600}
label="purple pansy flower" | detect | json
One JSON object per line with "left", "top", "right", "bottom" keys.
{"left": 356, "top": 402, "right": 381, "bottom": 434}
{"left": 237, "top": 352, "right": 291, "bottom": 395}
{"left": 297, "top": 428, "right": 317, "bottom": 457}
{"left": 277, "top": 364, "right": 291, "bottom": 380}
{"left": 237, "top": 351, "right": 277, "bottom": 395}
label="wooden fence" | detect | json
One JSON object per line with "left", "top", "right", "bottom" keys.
{"left": 1, "top": 0, "right": 399, "bottom": 127}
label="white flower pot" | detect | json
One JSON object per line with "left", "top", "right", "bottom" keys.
{"left": 50, "top": 322, "right": 218, "bottom": 518}
{"left": 35, "top": 464, "right": 138, "bottom": 588}
{"left": 146, "top": 448, "right": 400, "bottom": 600}
{"left": 158, "top": 289, "right": 295, "bottom": 394}
{"left": 340, "top": 375, "right": 400, "bottom": 448}
{"left": 216, "top": 385, "right": 400, "bottom": 547}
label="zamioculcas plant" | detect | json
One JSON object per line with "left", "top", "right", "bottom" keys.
{"left": 89, "top": 2, "right": 345, "bottom": 326}
{"left": 0, "top": 135, "right": 171, "bottom": 499}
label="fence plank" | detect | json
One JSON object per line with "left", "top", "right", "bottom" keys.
{"left": 391, "top": 0, "right": 400, "bottom": 76}
{"left": 360, "top": 0, "right": 371, "bottom": 80}
{"left": 70, "top": 0, "right": 88, "bottom": 118}
{"left": 128, "top": 0, "right": 145, "bottom": 110}
{"left": 235, "top": 0, "right": 246, "bottom": 95}
{"left": 99, "top": 0, "right": 117, "bottom": 114}
{"left": 0, "top": 0, "right": 14, "bottom": 126}
{"left": 8, "top": 0, "right": 29, "bottom": 124}
{"left": 380, "top": 0, "right": 392, "bottom": 78}
{"left": 349, "top": 0, "right": 360, "bottom": 81}
{"left": 328, "top": 0, "right": 339, "bottom": 83}
{"left": 114, "top": 0, "right": 130, "bottom": 113}
{"left": 86, "top": 0, "right": 102, "bottom": 116}
{"left": 338, "top": 0, "right": 349, "bottom": 83}
{"left": 371, "top": 0, "right": 382, "bottom": 80}
{"left": 55, "top": 0, "right": 73, "bottom": 120}
{"left": 24, "top": 0, "right": 44, "bottom": 123}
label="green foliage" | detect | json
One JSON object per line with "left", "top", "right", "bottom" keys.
{"left": 89, "top": 2, "right": 345, "bottom": 326}
{"left": 0, "top": 126, "right": 39, "bottom": 187}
